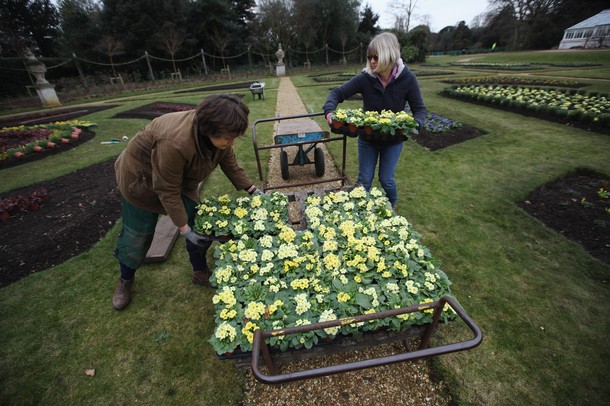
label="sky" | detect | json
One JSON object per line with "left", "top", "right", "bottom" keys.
{"left": 367, "top": 0, "right": 492, "bottom": 33}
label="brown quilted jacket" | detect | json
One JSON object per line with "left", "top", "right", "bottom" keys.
{"left": 114, "top": 110, "right": 252, "bottom": 228}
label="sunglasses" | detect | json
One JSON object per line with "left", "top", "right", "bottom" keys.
{"left": 367, "top": 55, "right": 378, "bottom": 61}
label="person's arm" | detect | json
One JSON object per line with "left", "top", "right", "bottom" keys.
{"left": 218, "top": 147, "right": 259, "bottom": 192}
{"left": 405, "top": 76, "right": 427, "bottom": 130}
{"left": 322, "top": 74, "right": 364, "bottom": 122}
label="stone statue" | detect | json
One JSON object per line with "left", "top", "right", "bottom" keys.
{"left": 22, "top": 47, "right": 61, "bottom": 107}
{"left": 275, "top": 44, "right": 285, "bottom": 65}
{"left": 23, "top": 48, "right": 49, "bottom": 84}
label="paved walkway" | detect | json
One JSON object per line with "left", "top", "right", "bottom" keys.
{"left": 263, "top": 77, "right": 345, "bottom": 192}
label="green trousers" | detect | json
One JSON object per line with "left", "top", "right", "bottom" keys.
{"left": 113, "top": 196, "right": 198, "bottom": 270}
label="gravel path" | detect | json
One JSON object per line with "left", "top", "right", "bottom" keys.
{"left": 263, "top": 77, "right": 344, "bottom": 192}
{"left": 240, "top": 77, "right": 451, "bottom": 405}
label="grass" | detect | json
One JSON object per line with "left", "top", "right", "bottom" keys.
{"left": 1, "top": 50, "right": 610, "bottom": 405}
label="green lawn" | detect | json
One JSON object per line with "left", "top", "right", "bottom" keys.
{"left": 1, "top": 50, "right": 609, "bottom": 405}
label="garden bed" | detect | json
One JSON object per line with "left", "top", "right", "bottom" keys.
{"left": 112, "top": 102, "right": 196, "bottom": 120}
{"left": 0, "top": 130, "right": 96, "bottom": 170}
{"left": 440, "top": 89, "right": 610, "bottom": 136}
{"left": 519, "top": 171, "right": 609, "bottom": 264}
{"left": 0, "top": 159, "right": 121, "bottom": 288}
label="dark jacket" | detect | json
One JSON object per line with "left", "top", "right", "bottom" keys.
{"left": 115, "top": 110, "right": 252, "bottom": 228}
{"left": 322, "top": 59, "right": 427, "bottom": 144}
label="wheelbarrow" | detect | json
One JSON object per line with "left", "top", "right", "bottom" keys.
{"left": 249, "top": 81, "right": 265, "bottom": 100}
{"left": 251, "top": 112, "right": 349, "bottom": 191}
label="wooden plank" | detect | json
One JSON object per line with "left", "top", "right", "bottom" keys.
{"left": 144, "top": 215, "right": 180, "bottom": 263}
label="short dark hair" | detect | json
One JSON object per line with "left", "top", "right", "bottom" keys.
{"left": 196, "top": 94, "right": 249, "bottom": 139}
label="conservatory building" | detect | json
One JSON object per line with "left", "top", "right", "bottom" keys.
{"left": 558, "top": 9, "right": 610, "bottom": 49}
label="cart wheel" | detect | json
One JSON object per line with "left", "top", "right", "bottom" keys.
{"left": 314, "top": 147, "right": 325, "bottom": 177}
{"left": 280, "top": 150, "right": 289, "bottom": 180}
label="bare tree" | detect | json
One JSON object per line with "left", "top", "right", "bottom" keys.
{"left": 389, "top": 0, "right": 418, "bottom": 32}
{"left": 155, "top": 23, "right": 183, "bottom": 74}
{"left": 97, "top": 35, "right": 123, "bottom": 77}
{"left": 210, "top": 31, "right": 230, "bottom": 69}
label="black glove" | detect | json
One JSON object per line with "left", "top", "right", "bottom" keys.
{"left": 180, "top": 227, "right": 208, "bottom": 247}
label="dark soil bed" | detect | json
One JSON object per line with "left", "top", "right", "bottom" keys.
{"left": 519, "top": 171, "right": 609, "bottom": 264}
{"left": 413, "top": 127, "right": 484, "bottom": 151}
{"left": 113, "top": 102, "right": 196, "bottom": 120}
{"left": 0, "top": 159, "right": 121, "bottom": 287}
{"left": 0, "top": 104, "right": 607, "bottom": 289}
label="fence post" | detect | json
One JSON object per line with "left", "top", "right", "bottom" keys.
{"left": 145, "top": 51, "right": 155, "bottom": 82}
{"left": 72, "top": 53, "right": 88, "bottom": 89}
{"left": 248, "top": 45, "right": 252, "bottom": 71}
{"left": 325, "top": 43, "right": 329, "bottom": 66}
{"left": 201, "top": 49, "right": 208, "bottom": 77}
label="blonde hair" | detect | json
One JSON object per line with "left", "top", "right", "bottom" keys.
{"left": 366, "top": 32, "right": 401, "bottom": 75}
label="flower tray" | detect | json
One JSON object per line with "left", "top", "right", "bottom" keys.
{"left": 223, "top": 296, "right": 482, "bottom": 384}
{"left": 330, "top": 125, "right": 408, "bottom": 142}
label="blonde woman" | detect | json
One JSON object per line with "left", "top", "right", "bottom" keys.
{"left": 323, "top": 32, "right": 426, "bottom": 208}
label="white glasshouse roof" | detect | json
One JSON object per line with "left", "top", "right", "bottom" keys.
{"left": 566, "top": 9, "right": 610, "bottom": 30}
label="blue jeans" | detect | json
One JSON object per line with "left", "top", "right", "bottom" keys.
{"left": 357, "top": 138, "right": 403, "bottom": 206}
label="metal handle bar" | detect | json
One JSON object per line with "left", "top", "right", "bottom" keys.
{"left": 251, "top": 296, "right": 482, "bottom": 384}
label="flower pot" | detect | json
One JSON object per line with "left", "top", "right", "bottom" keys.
{"left": 13, "top": 151, "right": 25, "bottom": 159}
{"left": 331, "top": 119, "right": 345, "bottom": 129}
{"left": 363, "top": 126, "right": 373, "bottom": 135}
{"left": 33, "top": 145, "right": 43, "bottom": 152}
{"left": 347, "top": 123, "right": 358, "bottom": 134}
{"left": 0, "top": 210, "right": 9, "bottom": 222}
{"left": 61, "top": 138, "right": 70, "bottom": 144}
{"left": 70, "top": 133, "right": 79, "bottom": 140}
{"left": 46, "top": 141, "right": 56, "bottom": 148}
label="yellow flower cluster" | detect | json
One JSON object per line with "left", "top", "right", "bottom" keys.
{"left": 290, "top": 278, "right": 310, "bottom": 290}
{"left": 337, "top": 292, "right": 351, "bottom": 303}
{"left": 319, "top": 309, "right": 340, "bottom": 335}
{"left": 244, "top": 301, "right": 266, "bottom": 320}
{"left": 215, "top": 322, "right": 237, "bottom": 341}
{"left": 294, "top": 293, "right": 311, "bottom": 314}
{"left": 212, "top": 286, "right": 237, "bottom": 307}
{"left": 242, "top": 321, "right": 259, "bottom": 343}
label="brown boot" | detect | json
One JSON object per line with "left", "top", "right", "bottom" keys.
{"left": 112, "top": 278, "right": 134, "bottom": 310}
{"left": 192, "top": 270, "right": 210, "bottom": 286}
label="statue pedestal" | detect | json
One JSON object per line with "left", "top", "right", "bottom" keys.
{"left": 276, "top": 64, "right": 286, "bottom": 77}
{"left": 32, "top": 83, "right": 61, "bottom": 108}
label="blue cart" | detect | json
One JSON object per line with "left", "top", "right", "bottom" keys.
{"left": 251, "top": 113, "right": 349, "bottom": 191}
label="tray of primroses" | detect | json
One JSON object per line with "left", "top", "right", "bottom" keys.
{"left": 194, "top": 187, "right": 456, "bottom": 356}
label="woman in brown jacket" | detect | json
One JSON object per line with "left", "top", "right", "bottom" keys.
{"left": 112, "top": 94, "right": 261, "bottom": 310}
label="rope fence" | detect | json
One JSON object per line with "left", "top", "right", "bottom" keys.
{"left": 0, "top": 44, "right": 365, "bottom": 101}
